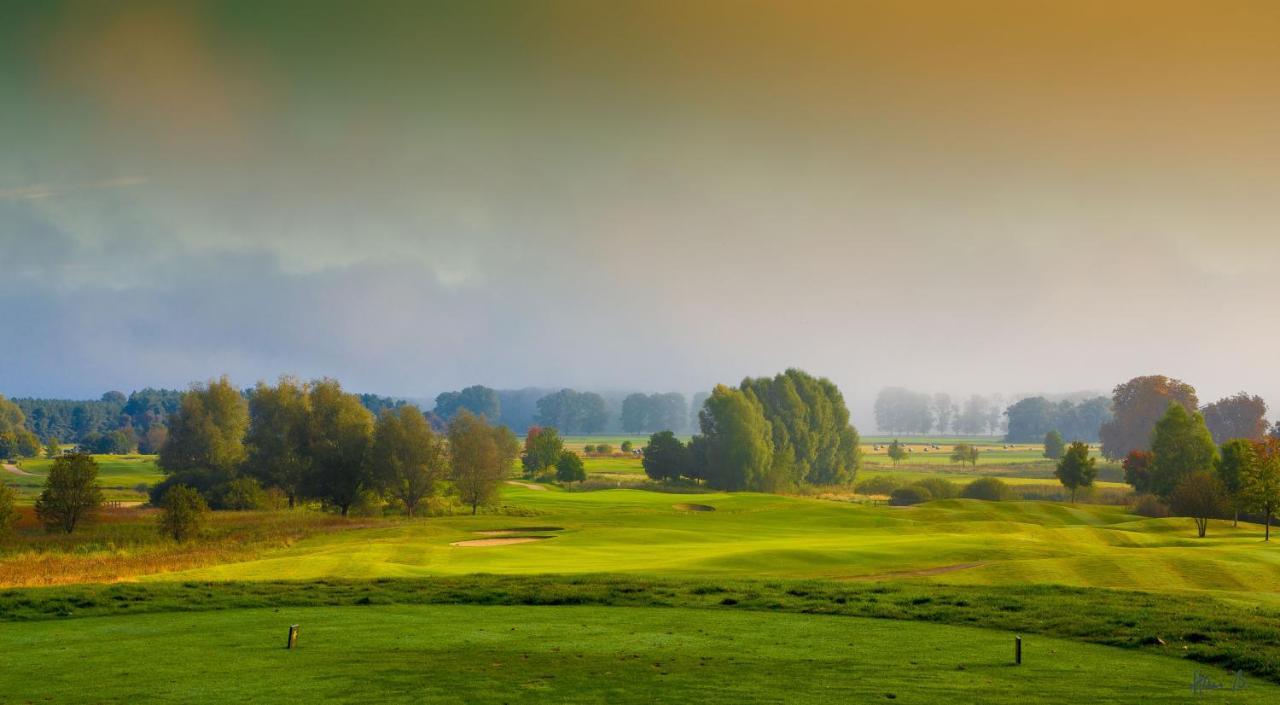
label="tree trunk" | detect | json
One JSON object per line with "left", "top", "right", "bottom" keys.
{"left": 471, "top": 501, "right": 478, "bottom": 515}
{"left": 1233, "top": 509, "right": 1238, "bottom": 528}
{"left": 341, "top": 504, "right": 350, "bottom": 517}
{"left": 1267, "top": 510, "right": 1272, "bottom": 542}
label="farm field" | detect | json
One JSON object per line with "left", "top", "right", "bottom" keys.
{"left": 150, "top": 487, "right": 1280, "bottom": 601}
{"left": 0, "top": 602, "right": 1269, "bottom": 704}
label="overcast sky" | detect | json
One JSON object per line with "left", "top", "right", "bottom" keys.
{"left": 3, "top": 1, "right": 1280, "bottom": 428}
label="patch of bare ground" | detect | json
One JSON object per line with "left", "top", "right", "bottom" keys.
{"left": 451, "top": 537, "right": 554, "bottom": 547}
{"left": 672, "top": 503, "right": 715, "bottom": 512}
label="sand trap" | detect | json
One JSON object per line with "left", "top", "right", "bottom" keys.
{"left": 474, "top": 527, "right": 563, "bottom": 535}
{"left": 451, "top": 537, "right": 553, "bottom": 547}
{"left": 673, "top": 503, "right": 716, "bottom": 512}
{"left": 1, "top": 463, "right": 35, "bottom": 477}
{"left": 506, "top": 481, "right": 547, "bottom": 491}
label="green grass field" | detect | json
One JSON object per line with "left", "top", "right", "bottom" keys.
{"left": 153, "top": 487, "right": 1280, "bottom": 601}
{"left": 0, "top": 602, "right": 1268, "bottom": 704}
{"left": 6, "top": 454, "right": 161, "bottom": 502}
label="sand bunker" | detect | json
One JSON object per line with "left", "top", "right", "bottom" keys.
{"left": 451, "top": 536, "right": 554, "bottom": 547}
{"left": 474, "top": 527, "right": 563, "bottom": 535}
{"left": 673, "top": 503, "right": 716, "bottom": 512}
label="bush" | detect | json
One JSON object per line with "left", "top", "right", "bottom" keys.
{"left": 556, "top": 451, "right": 587, "bottom": 483}
{"left": 583, "top": 444, "right": 596, "bottom": 454}
{"left": 854, "top": 476, "right": 901, "bottom": 496}
{"left": 158, "top": 485, "right": 207, "bottom": 542}
{"left": 347, "top": 491, "right": 386, "bottom": 517}
{"left": 620, "top": 441, "right": 633, "bottom": 453}
{"left": 1130, "top": 494, "right": 1170, "bottom": 518}
{"left": 220, "top": 477, "right": 267, "bottom": 510}
{"left": 912, "top": 477, "right": 958, "bottom": 500}
{"left": 595, "top": 443, "right": 614, "bottom": 456}
{"left": 0, "top": 482, "right": 18, "bottom": 536}
{"left": 534, "top": 467, "right": 558, "bottom": 483}
{"left": 961, "top": 477, "right": 1012, "bottom": 502}
{"left": 890, "top": 486, "right": 933, "bottom": 506}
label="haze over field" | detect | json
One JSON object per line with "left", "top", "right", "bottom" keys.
{"left": 4, "top": 1, "right": 1280, "bottom": 426}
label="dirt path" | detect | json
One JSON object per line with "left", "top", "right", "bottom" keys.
{"left": 506, "top": 481, "right": 547, "bottom": 491}
{"left": 839, "top": 562, "right": 986, "bottom": 581}
{"left": 1, "top": 463, "right": 36, "bottom": 477}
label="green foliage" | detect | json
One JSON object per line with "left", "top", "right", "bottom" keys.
{"left": 641, "top": 431, "right": 688, "bottom": 481}
{"left": 886, "top": 439, "right": 908, "bottom": 466}
{"left": 740, "top": 369, "right": 860, "bottom": 486}
{"left": 889, "top": 485, "right": 932, "bottom": 506}
{"left": 854, "top": 475, "right": 901, "bottom": 495}
{"left": 950, "top": 443, "right": 980, "bottom": 468}
{"left": 620, "top": 392, "right": 688, "bottom": 434}
{"left": 594, "top": 443, "right": 613, "bottom": 455}
{"left": 534, "top": 389, "right": 609, "bottom": 434}
{"left": 912, "top": 477, "right": 958, "bottom": 500}
{"left": 620, "top": 440, "right": 633, "bottom": 453}
{"left": 1054, "top": 441, "right": 1097, "bottom": 503}
{"left": 1217, "top": 439, "right": 1255, "bottom": 524}
{"left": 692, "top": 385, "right": 775, "bottom": 491}
{"left": 961, "top": 477, "right": 1011, "bottom": 501}
{"left": 1043, "top": 430, "right": 1065, "bottom": 460}
{"left": 1168, "top": 471, "right": 1227, "bottom": 538}
{"left": 158, "top": 376, "right": 250, "bottom": 494}
{"left": 433, "top": 385, "right": 500, "bottom": 422}
{"left": 158, "top": 485, "right": 208, "bottom": 542}
{"left": 220, "top": 476, "right": 267, "bottom": 510}
{"left": 44, "top": 437, "right": 61, "bottom": 459}
{"left": 449, "top": 411, "right": 516, "bottom": 515}
{"left": 555, "top": 451, "right": 586, "bottom": 483}
{"left": 1243, "top": 440, "right": 1280, "bottom": 541}
{"left": 304, "top": 379, "right": 375, "bottom": 516}
{"left": 34, "top": 453, "right": 104, "bottom": 533}
{"left": 244, "top": 377, "right": 311, "bottom": 507}
{"left": 1130, "top": 493, "right": 1169, "bottom": 518}
{"left": 371, "top": 406, "right": 447, "bottom": 516}
{"left": 1149, "top": 403, "right": 1218, "bottom": 499}
{"left": 522, "top": 426, "right": 564, "bottom": 474}
{"left": 582, "top": 444, "right": 596, "bottom": 454}
{"left": 0, "top": 482, "right": 18, "bottom": 536}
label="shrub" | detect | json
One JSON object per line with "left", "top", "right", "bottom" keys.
{"left": 221, "top": 477, "right": 267, "bottom": 510}
{"left": 556, "top": 451, "right": 587, "bottom": 483}
{"left": 534, "top": 467, "right": 558, "bottom": 483}
{"left": 262, "top": 487, "right": 290, "bottom": 510}
{"left": 0, "top": 482, "right": 18, "bottom": 536}
{"left": 620, "top": 441, "right": 633, "bottom": 453}
{"left": 961, "top": 477, "right": 1012, "bottom": 501}
{"left": 890, "top": 486, "right": 933, "bottom": 506}
{"left": 854, "top": 476, "right": 901, "bottom": 496}
{"left": 595, "top": 443, "right": 614, "bottom": 456}
{"left": 583, "top": 444, "right": 596, "bottom": 454}
{"left": 1131, "top": 494, "right": 1170, "bottom": 518}
{"left": 158, "top": 485, "right": 208, "bottom": 542}
{"left": 912, "top": 477, "right": 958, "bottom": 500}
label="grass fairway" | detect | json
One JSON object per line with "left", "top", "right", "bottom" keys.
{"left": 7, "top": 454, "right": 161, "bottom": 502}
{"left": 156, "top": 488, "right": 1280, "bottom": 600}
{"left": 0, "top": 603, "right": 1270, "bottom": 704}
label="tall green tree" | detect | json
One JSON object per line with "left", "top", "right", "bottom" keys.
{"left": 1148, "top": 403, "right": 1218, "bottom": 499}
{"left": 1216, "top": 439, "right": 1255, "bottom": 527}
{"left": 555, "top": 451, "right": 586, "bottom": 482}
{"left": 304, "top": 379, "right": 374, "bottom": 516}
{"left": 641, "top": 431, "right": 688, "bottom": 481}
{"left": 950, "top": 443, "right": 979, "bottom": 469}
{"left": 521, "top": 426, "right": 564, "bottom": 475}
{"left": 34, "top": 453, "right": 103, "bottom": 533}
{"left": 0, "top": 482, "right": 19, "bottom": 536}
{"left": 244, "top": 377, "right": 312, "bottom": 508}
{"left": 158, "top": 376, "right": 250, "bottom": 494}
{"left": 433, "top": 385, "right": 500, "bottom": 422}
{"left": 692, "top": 385, "right": 775, "bottom": 491}
{"left": 1243, "top": 439, "right": 1280, "bottom": 542}
{"left": 370, "top": 406, "right": 446, "bottom": 516}
{"left": 887, "top": 439, "right": 908, "bottom": 467}
{"left": 1054, "top": 441, "right": 1097, "bottom": 503}
{"left": 1043, "top": 430, "right": 1066, "bottom": 460}
{"left": 740, "top": 369, "right": 859, "bottom": 486}
{"left": 449, "top": 411, "right": 516, "bottom": 515}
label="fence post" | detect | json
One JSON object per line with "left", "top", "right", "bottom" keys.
{"left": 1015, "top": 636, "right": 1022, "bottom": 665}
{"left": 287, "top": 624, "right": 299, "bottom": 649}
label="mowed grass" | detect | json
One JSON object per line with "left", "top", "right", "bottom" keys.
{"left": 0, "top": 603, "right": 1271, "bottom": 704}
{"left": 159, "top": 487, "right": 1280, "bottom": 601}
{"left": 7, "top": 454, "right": 162, "bottom": 502}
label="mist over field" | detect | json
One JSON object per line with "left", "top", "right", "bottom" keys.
{"left": 4, "top": 1, "right": 1280, "bottom": 429}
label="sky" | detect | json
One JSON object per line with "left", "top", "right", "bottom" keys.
{"left": 3, "top": 0, "right": 1280, "bottom": 428}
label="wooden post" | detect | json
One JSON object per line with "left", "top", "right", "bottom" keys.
{"left": 1015, "top": 636, "right": 1022, "bottom": 665}
{"left": 287, "top": 624, "right": 299, "bottom": 650}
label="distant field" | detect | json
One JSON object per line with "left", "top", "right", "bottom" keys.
{"left": 5, "top": 454, "right": 161, "bottom": 502}
{"left": 0, "top": 603, "right": 1266, "bottom": 704}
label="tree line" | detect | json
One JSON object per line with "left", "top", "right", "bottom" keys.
{"left": 155, "top": 376, "right": 517, "bottom": 516}
{"left": 873, "top": 389, "right": 1006, "bottom": 436}
{"left": 431, "top": 385, "right": 708, "bottom": 435}
{"left": 639, "top": 369, "right": 860, "bottom": 492}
